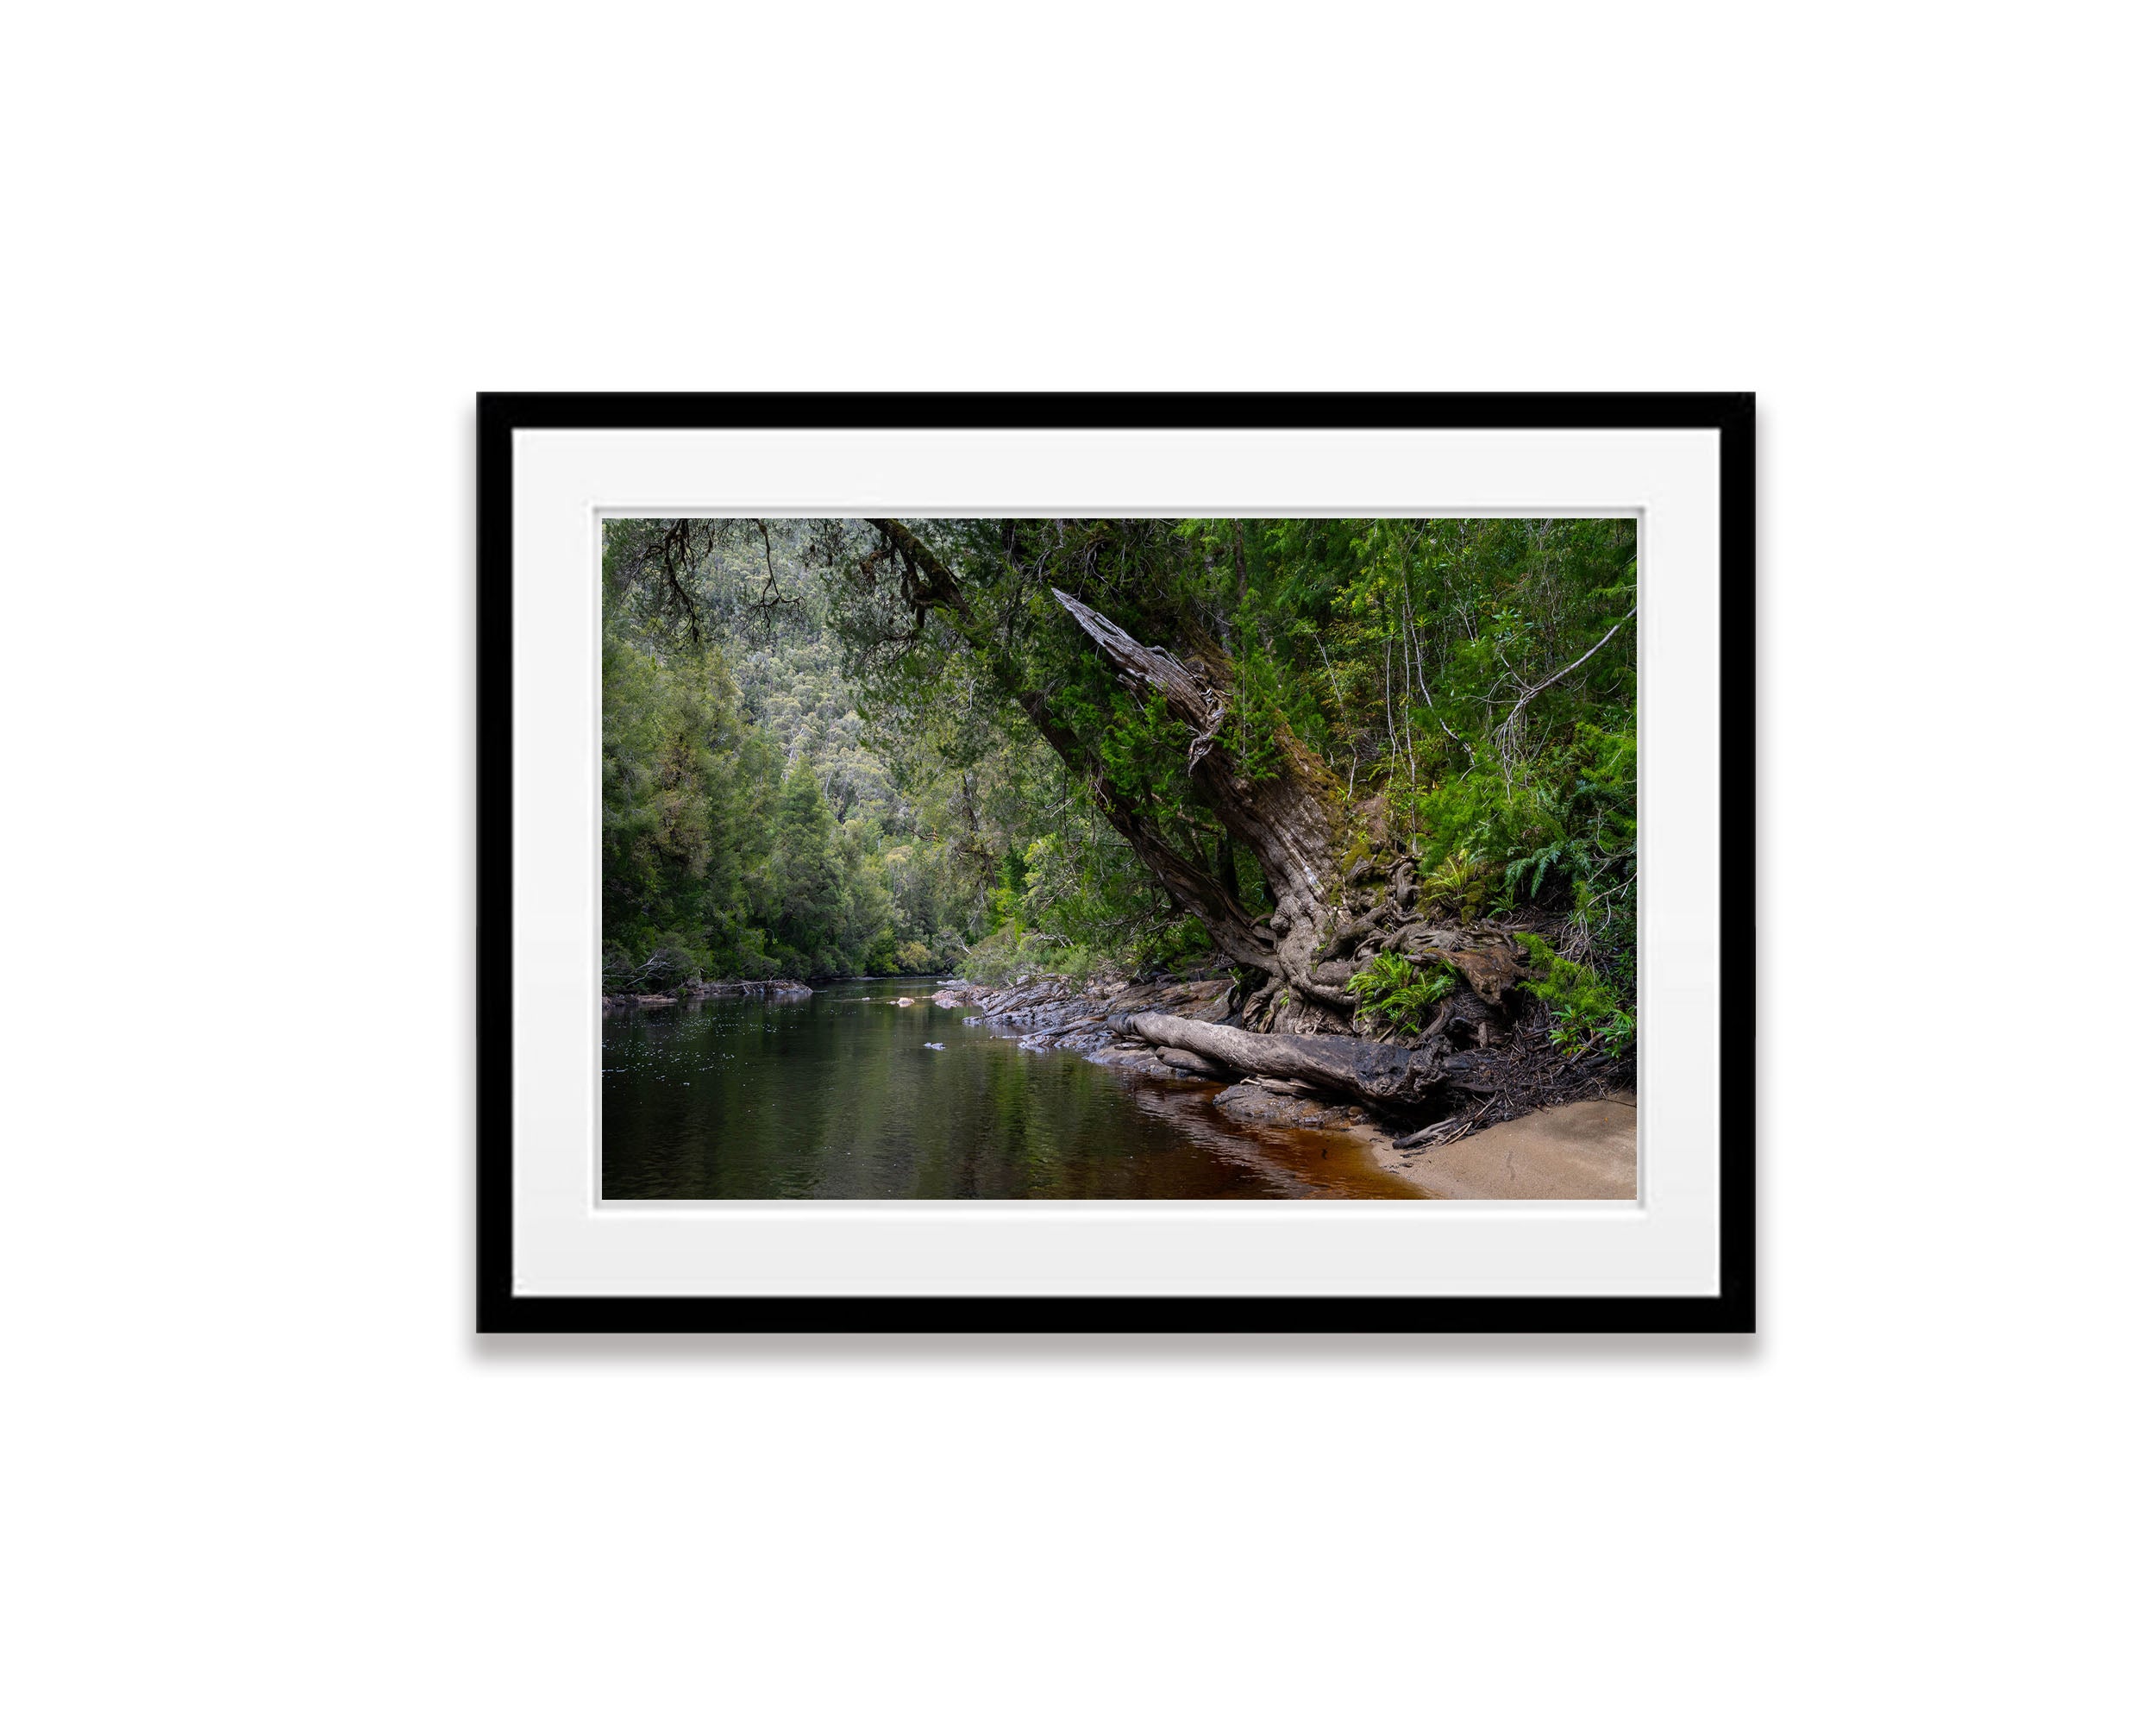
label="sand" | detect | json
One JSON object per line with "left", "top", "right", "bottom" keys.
{"left": 1359, "top": 1095, "right": 1638, "bottom": 1200}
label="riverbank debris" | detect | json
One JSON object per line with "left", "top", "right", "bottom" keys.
{"left": 938, "top": 969, "right": 1629, "bottom": 1143}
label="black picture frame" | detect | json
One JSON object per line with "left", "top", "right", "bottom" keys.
{"left": 478, "top": 392, "right": 1755, "bottom": 1333}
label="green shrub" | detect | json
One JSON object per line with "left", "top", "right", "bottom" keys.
{"left": 1345, "top": 950, "right": 1456, "bottom": 1032}
{"left": 1415, "top": 725, "right": 1635, "bottom": 919}
{"left": 1515, "top": 932, "right": 1633, "bottom": 1055}
{"left": 1421, "top": 847, "right": 1495, "bottom": 919}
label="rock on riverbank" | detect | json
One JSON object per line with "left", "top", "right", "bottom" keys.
{"left": 1211, "top": 1077, "right": 1371, "bottom": 1131}
{"left": 939, "top": 972, "right": 1238, "bottom": 1077}
{"left": 603, "top": 977, "right": 813, "bottom": 1012}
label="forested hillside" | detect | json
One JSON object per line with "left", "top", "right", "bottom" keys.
{"left": 601, "top": 521, "right": 969, "bottom": 988}
{"left": 601, "top": 516, "right": 1636, "bottom": 1066}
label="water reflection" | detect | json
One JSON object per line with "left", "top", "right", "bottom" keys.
{"left": 601, "top": 977, "right": 1420, "bottom": 1200}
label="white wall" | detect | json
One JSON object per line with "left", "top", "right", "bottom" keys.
{"left": 3, "top": 6, "right": 2147, "bottom": 1721}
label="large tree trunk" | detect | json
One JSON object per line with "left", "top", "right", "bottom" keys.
{"left": 1009, "top": 688, "right": 1277, "bottom": 969}
{"left": 1050, "top": 589, "right": 1362, "bottom": 1022}
{"left": 860, "top": 523, "right": 1425, "bottom": 1019}
{"left": 861, "top": 519, "right": 1291, "bottom": 974}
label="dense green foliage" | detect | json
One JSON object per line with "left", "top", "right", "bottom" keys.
{"left": 600, "top": 522, "right": 967, "bottom": 986}
{"left": 601, "top": 516, "right": 1639, "bottom": 1044}
{"left": 1515, "top": 932, "right": 1636, "bottom": 1056}
{"left": 1344, "top": 950, "right": 1456, "bottom": 1032}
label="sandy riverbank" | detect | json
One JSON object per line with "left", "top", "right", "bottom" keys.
{"left": 1354, "top": 1096, "right": 1636, "bottom": 1199}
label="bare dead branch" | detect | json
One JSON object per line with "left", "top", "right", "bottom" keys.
{"left": 1498, "top": 605, "right": 1636, "bottom": 739}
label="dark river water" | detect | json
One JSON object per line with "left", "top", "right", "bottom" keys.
{"left": 602, "top": 975, "right": 1420, "bottom": 1200}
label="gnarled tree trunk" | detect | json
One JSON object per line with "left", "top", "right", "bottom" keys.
{"left": 856, "top": 523, "right": 1513, "bottom": 1042}
{"left": 1050, "top": 588, "right": 1360, "bottom": 1024}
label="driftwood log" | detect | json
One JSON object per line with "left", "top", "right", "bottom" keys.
{"left": 1131, "top": 1012, "right": 1453, "bottom": 1108}
{"left": 1156, "top": 1045, "right": 1238, "bottom": 1080}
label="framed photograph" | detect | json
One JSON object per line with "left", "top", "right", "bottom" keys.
{"left": 479, "top": 393, "right": 1754, "bottom": 1332}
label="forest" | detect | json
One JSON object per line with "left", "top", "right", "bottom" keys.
{"left": 602, "top": 516, "right": 1638, "bottom": 1084}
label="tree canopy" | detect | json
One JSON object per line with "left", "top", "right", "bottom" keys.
{"left": 599, "top": 515, "right": 1636, "bottom": 1057}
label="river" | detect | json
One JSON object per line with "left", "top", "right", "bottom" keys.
{"left": 601, "top": 975, "right": 1420, "bottom": 1199}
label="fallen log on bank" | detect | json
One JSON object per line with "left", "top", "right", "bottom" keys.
{"left": 1131, "top": 1012, "right": 1451, "bottom": 1109}
{"left": 1156, "top": 1045, "right": 1238, "bottom": 1080}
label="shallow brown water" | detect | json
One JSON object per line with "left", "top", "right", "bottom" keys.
{"left": 602, "top": 976, "right": 1420, "bottom": 1200}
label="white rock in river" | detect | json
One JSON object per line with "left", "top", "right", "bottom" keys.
{"left": 924, "top": 1042, "right": 945, "bottom": 1051}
